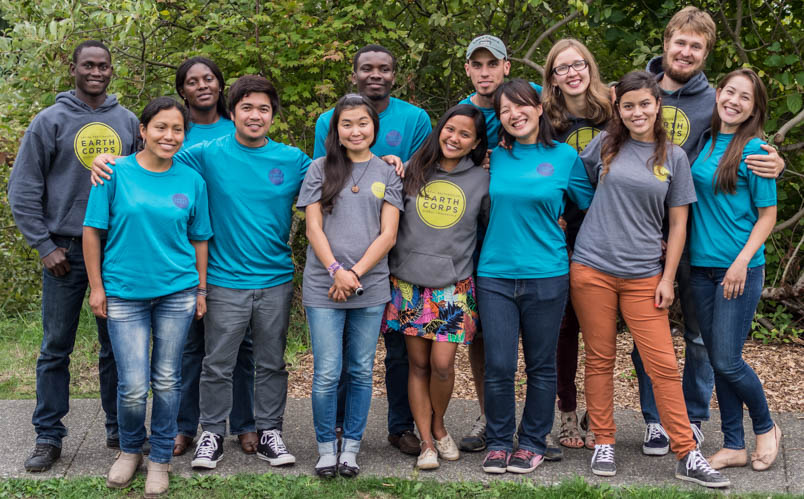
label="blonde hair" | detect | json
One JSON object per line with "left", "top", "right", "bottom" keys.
{"left": 542, "top": 38, "right": 613, "bottom": 133}
{"left": 664, "top": 6, "right": 716, "bottom": 53}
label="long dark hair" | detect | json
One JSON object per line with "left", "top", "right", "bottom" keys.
{"left": 404, "top": 104, "right": 487, "bottom": 197}
{"left": 707, "top": 69, "right": 768, "bottom": 194}
{"left": 493, "top": 78, "right": 556, "bottom": 149}
{"left": 601, "top": 71, "right": 667, "bottom": 182}
{"left": 175, "top": 57, "right": 227, "bottom": 119}
{"left": 138, "top": 97, "right": 190, "bottom": 151}
{"left": 320, "top": 94, "right": 380, "bottom": 213}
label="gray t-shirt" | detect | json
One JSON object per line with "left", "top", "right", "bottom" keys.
{"left": 573, "top": 132, "right": 696, "bottom": 278}
{"left": 297, "top": 156, "right": 404, "bottom": 308}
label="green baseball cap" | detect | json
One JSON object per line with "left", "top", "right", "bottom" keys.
{"left": 466, "top": 35, "right": 507, "bottom": 61}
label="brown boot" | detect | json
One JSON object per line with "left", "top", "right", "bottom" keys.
{"left": 106, "top": 451, "right": 142, "bottom": 488}
{"left": 144, "top": 460, "right": 171, "bottom": 497}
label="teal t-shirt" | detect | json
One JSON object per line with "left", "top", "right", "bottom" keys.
{"left": 478, "top": 140, "right": 594, "bottom": 278}
{"left": 177, "top": 133, "right": 311, "bottom": 289}
{"left": 459, "top": 82, "right": 542, "bottom": 147}
{"left": 84, "top": 154, "right": 213, "bottom": 300}
{"left": 313, "top": 97, "right": 431, "bottom": 161}
{"left": 184, "top": 117, "right": 235, "bottom": 148}
{"left": 689, "top": 135, "right": 776, "bottom": 268}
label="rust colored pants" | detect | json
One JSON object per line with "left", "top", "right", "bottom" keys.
{"left": 570, "top": 263, "right": 696, "bottom": 458}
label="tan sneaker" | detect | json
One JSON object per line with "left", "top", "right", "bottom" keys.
{"left": 416, "top": 446, "right": 439, "bottom": 470}
{"left": 434, "top": 434, "right": 460, "bottom": 461}
{"left": 106, "top": 451, "right": 142, "bottom": 488}
{"left": 144, "top": 460, "right": 171, "bottom": 497}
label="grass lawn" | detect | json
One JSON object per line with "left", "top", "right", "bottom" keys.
{"left": 0, "top": 474, "right": 792, "bottom": 499}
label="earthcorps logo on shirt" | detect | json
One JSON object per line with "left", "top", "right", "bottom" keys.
{"left": 269, "top": 168, "right": 284, "bottom": 185}
{"left": 653, "top": 165, "right": 670, "bottom": 182}
{"left": 371, "top": 182, "right": 386, "bottom": 199}
{"left": 661, "top": 106, "right": 691, "bottom": 147}
{"left": 565, "top": 126, "right": 601, "bottom": 152}
{"left": 385, "top": 130, "right": 402, "bottom": 147}
{"left": 172, "top": 193, "right": 189, "bottom": 209}
{"left": 416, "top": 180, "right": 466, "bottom": 229}
{"left": 73, "top": 122, "right": 123, "bottom": 170}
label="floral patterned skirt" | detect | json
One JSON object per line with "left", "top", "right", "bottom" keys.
{"left": 381, "top": 275, "right": 478, "bottom": 344}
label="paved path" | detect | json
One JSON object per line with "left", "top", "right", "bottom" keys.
{"left": 2, "top": 398, "right": 801, "bottom": 494}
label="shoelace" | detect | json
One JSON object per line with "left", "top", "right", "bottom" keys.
{"left": 486, "top": 450, "right": 507, "bottom": 461}
{"left": 261, "top": 430, "right": 289, "bottom": 454}
{"left": 644, "top": 423, "right": 669, "bottom": 443}
{"left": 196, "top": 432, "right": 218, "bottom": 459}
{"left": 468, "top": 417, "right": 485, "bottom": 438}
{"left": 32, "top": 443, "right": 53, "bottom": 456}
{"left": 593, "top": 444, "right": 615, "bottom": 463}
{"left": 690, "top": 423, "right": 705, "bottom": 445}
{"left": 686, "top": 449, "right": 718, "bottom": 475}
{"left": 511, "top": 448, "right": 535, "bottom": 460}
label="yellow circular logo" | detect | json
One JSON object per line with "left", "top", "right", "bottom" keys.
{"left": 371, "top": 182, "right": 386, "bottom": 199}
{"left": 565, "top": 126, "right": 601, "bottom": 152}
{"left": 653, "top": 165, "right": 670, "bottom": 182}
{"left": 73, "top": 123, "right": 123, "bottom": 170}
{"left": 661, "top": 106, "right": 691, "bottom": 147}
{"left": 416, "top": 180, "right": 466, "bottom": 229}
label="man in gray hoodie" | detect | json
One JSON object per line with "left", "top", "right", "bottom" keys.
{"left": 8, "top": 40, "right": 139, "bottom": 472}
{"left": 635, "top": 6, "right": 784, "bottom": 457}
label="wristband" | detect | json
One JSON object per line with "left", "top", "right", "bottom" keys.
{"left": 660, "top": 278, "right": 673, "bottom": 284}
{"left": 197, "top": 287, "right": 208, "bottom": 296}
{"left": 347, "top": 268, "right": 360, "bottom": 280}
{"left": 327, "top": 261, "right": 342, "bottom": 278}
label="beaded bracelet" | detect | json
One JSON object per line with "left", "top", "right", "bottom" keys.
{"left": 197, "top": 287, "right": 208, "bottom": 296}
{"left": 327, "top": 261, "right": 343, "bottom": 278}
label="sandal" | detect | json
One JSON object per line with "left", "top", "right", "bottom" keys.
{"left": 558, "top": 411, "right": 584, "bottom": 448}
{"left": 580, "top": 411, "right": 595, "bottom": 450}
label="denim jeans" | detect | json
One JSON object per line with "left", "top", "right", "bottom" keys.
{"left": 690, "top": 265, "right": 773, "bottom": 449}
{"left": 33, "top": 236, "right": 118, "bottom": 447}
{"left": 477, "top": 275, "right": 568, "bottom": 454}
{"left": 632, "top": 256, "right": 714, "bottom": 424}
{"left": 307, "top": 305, "right": 385, "bottom": 456}
{"left": 176, "top": 319, "right": 255, "bottom": 438}
{"left": 200, "top": 282, "right": 292, "bottom": 435}
{"left": 107, "top": 288, "right": 195, "bottom": 463}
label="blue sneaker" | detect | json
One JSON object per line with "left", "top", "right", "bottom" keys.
{"left": 642, "top": 423, "right": 669, "bottom": 456}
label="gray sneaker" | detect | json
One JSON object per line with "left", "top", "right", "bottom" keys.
{"left": 544, "top": 434, "right": 563, "bottom": 462}
{"left": 459, "top": 415, "right": 486, "bottom": 452}
{"left": 676, "top": 449, "right": 730, "bottom": 488}
{"left": 591, "top": 444, "right": 616, "bottom": 476}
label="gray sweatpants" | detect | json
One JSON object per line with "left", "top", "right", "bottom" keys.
{"left": 200, "top": 282, "right": 293, "bottom": 435}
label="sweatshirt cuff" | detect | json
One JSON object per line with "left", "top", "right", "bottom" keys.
{"left": 34, "top": 239, "right": 59, "bottom": 259}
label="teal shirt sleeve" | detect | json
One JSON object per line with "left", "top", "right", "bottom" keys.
{"left": 745, "top": 139, "right": 776, "bottom": 208}
{"left": 568, "top": 155, "right": 594, "bottom": 210}
{"left": 188, "top": 178, "right": 213, "bottom": 241}
{"left": 83, "top": 171, "right": 116, "bottom": 229}
{"left": 176, "top": 143, "right": 207, "bottom": 176}
{"left": 410, "top": 110, "right": 432, "bottom": 154}
{"left": 298, "top": 150, "right": 312, "bottom": 180}
{"left": 313, "top": 113, "right": 329, "bottom": 160}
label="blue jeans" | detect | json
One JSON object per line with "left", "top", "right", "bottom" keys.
{"left": 107, "top": 288, "right": 196, "bottom": 463}
{"left": 307, "top": 305, "right": 385, "bottom": 455}
{"left": 176, "top": 319, "right": 255, "bottom": 438}
{"left": 633, "top": 256, "right": 714, "bottom": 424}
{"left": 33, "top": 236, "right": 117, "bottom": 447}
{"left": 477, "top": 275, "right": 568, "bottom": 454}
{"left": 690, "top": 265, "right": 773, "bottom": 450}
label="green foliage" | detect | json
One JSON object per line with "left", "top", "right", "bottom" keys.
{"left": 752, "top": 301, "right": 803, "bottom": 344}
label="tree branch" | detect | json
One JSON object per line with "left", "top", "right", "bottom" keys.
{"left": 510, "top": 57, "right": 544, "bottom": 76}
{"left": 715, "top": 0, "right": 749, "bottom": 64}
{"left": 774, "top": 108, "right": 804, "bottom": 145}
{"left": 773, "top": 206, "right": 804, "bottom": 233}
{"left": 114, "top": 48, "right": 177, "bottom": 69}
{"left": 523, "top": 8, "right": 582, "bottom": 62}
{"left": 780, "top": 141, "right": 804, "bottom": 152}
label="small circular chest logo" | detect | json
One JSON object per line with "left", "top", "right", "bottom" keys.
{"left": 653, "top": 165, "right": 670, "bottom": 182}
{"left": 661, "top": 106, "right": 691, "bottom": 146}
{"left": 371, "top": 182, "right": 386, "bottom": 199}
{"left": 172, "top": 193, "right": 189, "bottom": 209}
{"left": 73, "top": 122, "right": 123, "bottom": 170}
{"left": 537, "top": 162, "right": 555, "bottom": 177}
{"left": 565, "top": 126, "right": 601, "bottom": 152}
{"left": 269, "top": 168, "right": 284, "bottom": 185}
{"left": 385, "top": 130, "right": 402, "bottom": 147}
{"left": 416, "top": 180, "right": 466, "bottom": 229}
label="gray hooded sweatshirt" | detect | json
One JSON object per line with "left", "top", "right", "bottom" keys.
{"left": 646, "top": 55, "right": 716, "bottom": 164}
{"left": 389, "top": 156, "right": 490, "bottom": 289}
{"left": 8, "top": 91, "right": 139, "bottom": 257}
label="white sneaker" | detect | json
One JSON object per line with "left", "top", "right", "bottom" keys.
{"left": 416, "top": 447, "right": 439, "bottom": 470}
{"left": 434, "top": 434, "right": 460, "bottom": 461}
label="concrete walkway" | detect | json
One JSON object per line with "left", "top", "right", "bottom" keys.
{"left": 1, "top": 398, "right": 801, "bottom": 494}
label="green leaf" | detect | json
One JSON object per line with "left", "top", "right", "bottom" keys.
{"left": 787, "top": 93, "right": 802, "bottom": 114}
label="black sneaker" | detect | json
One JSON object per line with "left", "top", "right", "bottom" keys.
{"left": 482, "top": 449, "right": 509, "bottom": 474}
{"left": 459, "top": 415, "right": 487, "bottom": 452}
{"left": 676, "top": 449, "right": 730, "bottom": 488}
{"left": 257, "top": 429, "right": 296, "bottom": 466}
{"left": 642, "top": 423, "right": 670, "bottom": 456}
{"left": 506, "top": 448, "right": 543, "bottom": 473}
{"left": 24, "top": 443, "right": 61, "bottom": 472}
{"left": 591, "top": 444, "right": 616, "bottom": 476}
{"left": 690, "top": 421, "right": 705, "bottom": 446}
{"left": 191, "top": 431, "right": 223, "bottom": 469}
{"left": 544, "top": 434, "right": 563, "bottom": 462}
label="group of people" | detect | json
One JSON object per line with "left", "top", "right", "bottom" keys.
{"left": 7, "top": 5, "right": 786, "bottom": 497}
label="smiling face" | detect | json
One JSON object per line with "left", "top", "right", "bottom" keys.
{"left": 662, "top": 30, "right": 708, "bottom": 85}
{"left": 140, "top": 107, "right": 185, "bottom": 160}
{"left": 181, "top": 63, "right": 221, "bottom": 112}
{"left": 716, "top": 74, "right": 755, "bottom": 134}
{"left": 70, "top": 46, "right": 113, "bottom": 99}
{"left": 551, "top": 47, "right": 589, "bottom": 98}
{"left": 464, "top": 48, "right": 510, "bottom": 98}
{"left": 337, "top": 105, "right": 374, "bottom": 155}
{"left": 231, "top": 92, "right": 273, "bottom": 146}
{"left": 618, "top": 88, "right": 661, "bottom": 142}
{"left": 439, "top": 114, "right": 480, "bottom": 165}
{"left": 352, "top": 51, "right": 395, "bottom": 101}
{"left": 499, "top": 94, "right": 542, "bottom": 144}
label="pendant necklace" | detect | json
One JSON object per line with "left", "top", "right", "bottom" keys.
{"left": 350, "top": 161, "right": 370, "bottom": 193}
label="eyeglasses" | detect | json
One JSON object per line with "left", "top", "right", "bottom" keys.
{"left": 552, "top": 59, "right": 588, "bottom": 76}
